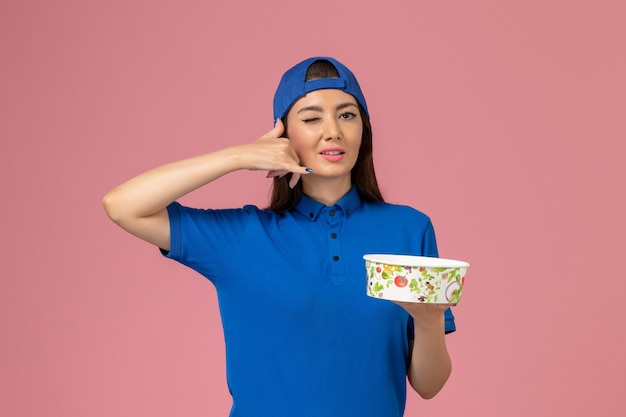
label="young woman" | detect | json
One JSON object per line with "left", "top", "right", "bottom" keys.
{"left": 103, "top": 57, "right": 456, "bottom": 417}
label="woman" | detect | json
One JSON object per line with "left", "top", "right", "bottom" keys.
{"left": 103, "top": 57, "right": 455, "bottom": 417}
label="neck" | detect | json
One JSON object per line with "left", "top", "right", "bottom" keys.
{"left": 302, "top": 176, "right": 352, "bottom": 206}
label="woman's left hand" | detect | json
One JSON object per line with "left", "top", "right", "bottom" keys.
{"left": 392, "top": 301, "right": 453, "bottom": 328}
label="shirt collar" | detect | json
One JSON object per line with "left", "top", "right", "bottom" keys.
{"left": 294, "top": 185, "right": 362, "bottom": 221}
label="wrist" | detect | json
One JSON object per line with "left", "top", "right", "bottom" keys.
{"left": 412, "top": 313, "right": 445, "bottom": 333}
{"left": 218, "top": 144, "right": 253, "bottom": 171}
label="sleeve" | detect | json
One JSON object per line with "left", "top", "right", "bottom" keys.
{"left": 160, "top": 202, "right": 253, "bottom": 282}
{"left": 444, "top": 309, "right": 456, "bottom": 334}
{"left": 421, "top": 219, "right": 439, "bottom": 258}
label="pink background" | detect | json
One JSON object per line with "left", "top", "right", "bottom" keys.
{"left": 2, "top": 1, "right": 625, "bottom": 416}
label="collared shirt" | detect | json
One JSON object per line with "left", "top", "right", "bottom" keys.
{"left": 164, "top": 186, "right": 455, "bottom": 417}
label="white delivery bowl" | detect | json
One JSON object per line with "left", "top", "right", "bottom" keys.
{"left": 363, "top": 254, "right": 470, "bottom": 304}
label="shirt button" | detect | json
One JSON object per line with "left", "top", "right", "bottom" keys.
{"left": 329, "top": 210, "right": 335, "bottom": 216}
{"left": 331, "top": 233, "right": 337, "bottom": 239}
{"left": 333, "top": 255, "right": 339, "bottom": 261}
{"left": 309, "top": 212, "right": 314, "bottom": 218}
{"left": 346, "top": 209, "right": 351, "bottom": 215}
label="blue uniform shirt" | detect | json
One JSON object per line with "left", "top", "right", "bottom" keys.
{"left": 164, "top": 186, "right": 455, "bottom": 417}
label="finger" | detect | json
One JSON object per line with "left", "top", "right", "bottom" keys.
{"left": 263, "top": 118, "right": 285, "bottom": 139}
{"left": 289, "top": 172, "right": 301, "bottom": 188}
{"left": 267, "top": 166, "right": 311, "bottom": 178}
{"left": 266, "top": 171, "right": 291, "bottom": 181}
{"left": 266, "top": 170, "right": 287, "bottom": 178}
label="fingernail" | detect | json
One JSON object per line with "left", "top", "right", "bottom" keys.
{"left": 305, "top": 168, "right": 313, "bottom": 173}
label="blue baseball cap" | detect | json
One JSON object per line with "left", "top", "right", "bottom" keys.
{"left": 273, "top": 57, "right": 369, "bottom": 121}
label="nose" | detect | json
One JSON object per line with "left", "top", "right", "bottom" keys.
{"left": 322, "top": 117, "right": 341, "bottom": 140}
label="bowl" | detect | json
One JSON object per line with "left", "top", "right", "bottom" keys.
{"left": 363, "top": 254, "right": 470, "bottom": 304}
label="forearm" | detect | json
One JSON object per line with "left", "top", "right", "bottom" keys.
{"left": 407, "top": 314, "right": 452, "bottom": 399}
{"left": 103, "top": 146, "right": 246, "bottom": 221}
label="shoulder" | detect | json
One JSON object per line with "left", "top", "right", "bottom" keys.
{"left": 169, "top": 202, "right": 264, "bottom": 215}
{"left": 363, "top": 201, "right": 432, "bottom": 224}
{"left": 168, "top": 202, "right": 275, "bottom": 225}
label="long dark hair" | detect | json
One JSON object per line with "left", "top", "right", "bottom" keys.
{"left": 267, "top": 60, "right": 384, "bottom": 212}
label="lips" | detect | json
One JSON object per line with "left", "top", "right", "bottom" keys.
{"left": 319, "top": 147, "right": 346, "bottom": 162}
{"left": 320, "top": 147, "right": 345, "bottom": 154}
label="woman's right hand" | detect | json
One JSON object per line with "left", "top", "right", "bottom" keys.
{"left": 239, "top": 118, "right": 311, "bottom": 188}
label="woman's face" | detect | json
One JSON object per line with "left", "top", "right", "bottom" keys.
{"left": 286, "top": 89, "right": 363, "bottom": 186}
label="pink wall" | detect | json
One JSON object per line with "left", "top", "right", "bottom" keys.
{"left": 2, "top": 1, "right": 625, "bottom": 416}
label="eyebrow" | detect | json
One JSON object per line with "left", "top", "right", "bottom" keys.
{"left": 296, "top": 102, "right": 358, "bottom": 114}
